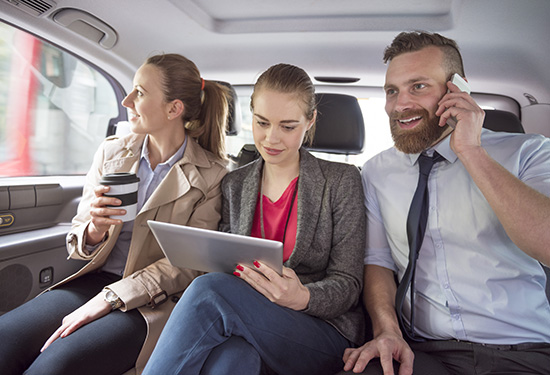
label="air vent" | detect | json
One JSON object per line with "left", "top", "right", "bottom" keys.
{"left": 3, "top": 0, "right": 56, "bottom": 17}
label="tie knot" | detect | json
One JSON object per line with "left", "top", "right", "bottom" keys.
{"left": 417, "top": 152, "right": 443, "bottom": 176}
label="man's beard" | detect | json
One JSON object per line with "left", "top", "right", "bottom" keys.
{"left": 390, "top": 109, "right": 448, "bottom": 154}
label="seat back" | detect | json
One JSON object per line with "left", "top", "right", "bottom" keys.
{"left": 307, "top": 93, "right": 365, "bottom": 154}
{"left": 482, "top": 109, "right": 524, "bottom": 133}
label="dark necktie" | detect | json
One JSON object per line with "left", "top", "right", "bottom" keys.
{"left": 395, "top": 151, "right": 444, "bottom": 342}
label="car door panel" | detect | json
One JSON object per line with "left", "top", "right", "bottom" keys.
{"left": 0, "top": 177, "right": 88, "bottom": 316}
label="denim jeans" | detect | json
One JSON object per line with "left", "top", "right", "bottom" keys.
{"left": 143, "top": 272, "right": 351, "bottom": 375}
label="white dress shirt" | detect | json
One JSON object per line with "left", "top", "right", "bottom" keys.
{"left": 362, "top": 129, "right": 550, "bottom": 344}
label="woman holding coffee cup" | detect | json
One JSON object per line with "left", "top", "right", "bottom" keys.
{"left": 0, "top": 54, "right": 229, "bottom": 375}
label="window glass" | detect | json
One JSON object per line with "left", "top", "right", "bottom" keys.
{"left": 227, "top": 94, "right": 393, "bottom": 168}
{"left": 0, "top": 22, "right": 119, "bottom": 177}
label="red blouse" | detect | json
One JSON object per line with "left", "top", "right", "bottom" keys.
{"left": 251, "top": 177, "right": 298, "bottom": 262}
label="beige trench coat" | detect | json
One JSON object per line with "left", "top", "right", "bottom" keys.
{"left": 59, "top": 132, "right": 227, "bottom": 373}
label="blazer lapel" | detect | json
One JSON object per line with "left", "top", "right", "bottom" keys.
{"left": 286, "top": 148, "right": 326, "bottom": 267}
{"left": 237, "top": 159, "right": 263, "bottom": 236}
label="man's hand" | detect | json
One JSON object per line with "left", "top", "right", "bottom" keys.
{"left": 436, "top": 80, "right": 485, "bottom": 156}
{"left": 342, "top": 331, "right": 414, "bottom": 375}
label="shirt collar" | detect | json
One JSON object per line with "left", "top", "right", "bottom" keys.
{"left": 140, "top": 134, "right": 188, "bottom": 169}
{"left": 432, "top": 134, "right": 457, "bottom": 163}
{"left": 404, "top": 132, "right": 458, "bottom": 166}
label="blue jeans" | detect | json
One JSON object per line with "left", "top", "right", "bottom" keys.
{"left": 143, "top": 273, "right": 351, "bottom": 375}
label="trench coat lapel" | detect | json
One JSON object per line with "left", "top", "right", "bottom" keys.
{"left": 140, "top": 138, "right": 211, "bottom": 214}
{"left": 101, "top": 135, "right": 143, "bottom": 174}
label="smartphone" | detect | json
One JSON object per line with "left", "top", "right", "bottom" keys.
{"left": 446, "top": 73, "right": 471, "bottom": 128}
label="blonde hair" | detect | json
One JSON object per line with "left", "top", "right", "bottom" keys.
{"left": 251, "top": 63, "right": 317, "bottom": 146}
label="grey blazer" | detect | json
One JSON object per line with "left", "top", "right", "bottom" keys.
{"left": 220, "top": 148, "right": 366, "bottom": 345}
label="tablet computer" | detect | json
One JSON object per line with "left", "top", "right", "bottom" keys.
{"left": 147, "top": 220, "right": 283, "bottom": 275}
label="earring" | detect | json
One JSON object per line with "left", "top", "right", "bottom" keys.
{"left": 168, "top": 116, "right": 171, "bottom": 120}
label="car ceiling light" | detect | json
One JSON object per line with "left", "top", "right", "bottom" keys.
{"left": 314, "top": 77, "right": 360, "bottom": 84}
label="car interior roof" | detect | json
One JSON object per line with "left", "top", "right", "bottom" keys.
{"left": 1, "top": 0, "right": 550, "bottom": 137}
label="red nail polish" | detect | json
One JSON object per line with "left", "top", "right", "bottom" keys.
{"left": 253, "top": 261, "right": 260, "bottom": 268}
{"left": 233, "top": 271, "right": 241, "bottom": 277}
{"left": 236, "top": 265, "right": 244, "bottom": 271}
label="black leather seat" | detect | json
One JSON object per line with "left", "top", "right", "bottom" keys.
{"left": 482, "top": 109, "right": 524, "bottom": 133}
{"left": 309, "top": 93, "right": 365, "bottom": 154}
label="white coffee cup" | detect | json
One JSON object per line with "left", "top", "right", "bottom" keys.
{"left": 99, "top": 173, "right": 140, "bottom": 222}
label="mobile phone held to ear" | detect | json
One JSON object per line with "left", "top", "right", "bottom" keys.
{"left": 446, "top": 73, "right": 471, "bottom": 128}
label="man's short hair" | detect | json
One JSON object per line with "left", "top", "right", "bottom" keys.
{"left": 383, "top": 31, "right": 465, "bottom": 78}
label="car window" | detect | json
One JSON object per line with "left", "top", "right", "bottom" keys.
{"left": 0, "top": 22, "right": 120, "bottom": 177}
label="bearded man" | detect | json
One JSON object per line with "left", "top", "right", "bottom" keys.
{"left": 343, "top": 31, "right": 550, "bottom": 375}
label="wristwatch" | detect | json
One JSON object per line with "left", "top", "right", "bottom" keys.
{"left": 103, "top": 288, "right": 124, "bottom": 310}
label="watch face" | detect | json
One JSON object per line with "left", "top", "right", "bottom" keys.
{"left": 104, "top": 289, "right": 121, "bottom": 309}
{"left": 105, "top": 290, "right": 116, "bottom": 301}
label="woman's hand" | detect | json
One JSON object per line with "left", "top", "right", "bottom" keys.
{"left": 41, "top": 293, "right": 112, "bottom": 352}
{"left": 86, "top": 185, "right": 125, "bottom": 245}
{"left": 234, "top": 261, "right": 310, "bottom": 311}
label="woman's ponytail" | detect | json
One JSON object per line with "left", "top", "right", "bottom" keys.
{"left": 186, "top": 80, "right": 230, "bottom": 160}
{"left": 146, "top": 53, "right": 230, "bottom": 160}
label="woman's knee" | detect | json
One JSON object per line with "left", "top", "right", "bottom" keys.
{"left": 186, "top": 273, "right": 248, "bottom": 301}
{"left": 192, "top": 272, "right": 238, "bottom": 290}
{"left": 201, "top": 336, "right": 261, "bottom": 375}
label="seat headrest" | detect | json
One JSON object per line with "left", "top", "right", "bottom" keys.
{"left": 482, "top": 109, "right": 524, "bottom": 133}
{"left": 216, "top": 81, "right": 242, "bottom": 136}
{"left": 307, "top": 93, "right": 365, "bottom": 154}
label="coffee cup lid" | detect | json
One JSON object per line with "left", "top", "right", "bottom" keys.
{"left": 100, "top": 172, "right": 140, "bottom": 185}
